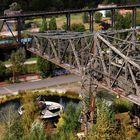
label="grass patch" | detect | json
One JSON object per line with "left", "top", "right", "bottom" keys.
{"left": 26, "top": 57, "right": 37, "bottom": 61}
{"left": 0, "top": 89, "right": 80, "bottom": 105}
{"left": 4, "top": 60, "right": 11, "bottom": 65}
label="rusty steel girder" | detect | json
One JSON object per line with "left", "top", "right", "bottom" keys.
{"left": 28, "top": 29, "right": 140, "bottom": 133}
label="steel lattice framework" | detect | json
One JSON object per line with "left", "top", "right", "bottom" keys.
{"left": 27, "top": 29, "right": 140, "bottom": 133}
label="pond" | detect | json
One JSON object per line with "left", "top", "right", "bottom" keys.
{"left": 0, "top": 95, "right": 80, "bottom": 122}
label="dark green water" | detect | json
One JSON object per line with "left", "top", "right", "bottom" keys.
{"left": 0, "top": 95, "right": 79, "bottom": 121}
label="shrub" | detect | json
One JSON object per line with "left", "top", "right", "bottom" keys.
{"left": 49, "top": 17, "right": 57, "bottom": 30}
{"left": 87, "top": 100, "right": 118, "bottom": 140}
{"left": 112, "top": 98, "right": 132, "bottom": 113}
{"left": 62, "top": 23, "right": 85, "bottom": 32}
{"left": 106, "top": 11, "right": 111, "bottom": 17}
{"left": 71, "top": 23, "right": 86, "bottom": 32}
{"left": 94, "top": 12, "right": 103, "bottom": 23}
{"left": 0, "top": 61, "right": 7, "bottom": 81}
{"left": 39, "top": 18, "right": 47, "bottom": 32}
{"left": 82, "top": 12, "right": 89, "bottom": 23}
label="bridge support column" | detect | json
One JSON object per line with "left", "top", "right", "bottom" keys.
{"left": 17, "top": 17, "right": 22, "bottom": 46}
{"left": 66, "top": 13, "right": 71, "bottom": 30}
{"left": 89, "top": 11, "right": 94, "bottom": 32}
{"left": 132, "top": 7, "right": 136, "bottom": 28}
{"left": 111, "top": 9, "right": 115, "bottom": 29}
{"left": 80, "top": 69, "right": 98, "bottom": 135}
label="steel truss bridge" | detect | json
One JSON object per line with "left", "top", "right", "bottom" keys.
{"left": 27, "top": 28, "right": 140, "bottom": 132}
{"left": 28, "top": 29, "right": 140, "bottom": 104}
{"left": 1, "top": 4, "right": 140, "bottom": 133}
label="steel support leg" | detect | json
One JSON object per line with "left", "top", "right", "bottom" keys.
{"left": 66, "top": 13, "right": 71, "bottom": 31}
{"left": 111, "top": 9, "right": 115, "bottom": 29}
{"left": 17, "top": 17, "right": 22, "bottom": 46}
{"left": 132, "top": 7, "right": 136, "bottom": 28}
{"left": 89, "top": 11, "right": 94, "bottom": 32}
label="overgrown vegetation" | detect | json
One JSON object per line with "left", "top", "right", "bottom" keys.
{"left": 87, "top": 100, "right": 118, "bottom": 140}
{"left": 0, "top": 95, "right": 139, "bottom": 140}
{"left": 0, "top": 90, "right": 80, "bottom": 105}
{"left": 94, "top": 12, "right": 103, "bottom": 23}
{"left": 62, "top": 23, "right": 86, "bottom": 32}
{"left": 49, "top": 17, "right": 57, "bottom": 30}
{"left": 39, "top": 18, "right": 47, "bottom": 32}
{"left": 0, "top": 61, "right": 7, "bottom": 81}
{"left": 37, "top": 56, "right": 57, "bottom": 78}
{"left": 10, "top": 48, "right": 26, "bottom": 82}
{"left": 115, "top": 12, "right": 132, "bottom": 30}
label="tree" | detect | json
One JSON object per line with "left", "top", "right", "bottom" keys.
{"left": 49, "top": 17, "right": 57, "bottom": 30}
{"left": 87, "top": 100, "right": 118, "bottom": 140}
{"left": 136, "top": 12, "right": 140, "bottom": 26}
{"left": 29, "top": 120, "right": 47, "bottom": 140}
{"left": 83, "top": 12, "right": 89, "bottom": 23}
{"left": 1, "top": 107, "right": 23, "bottom": 140}
{"left": 56, "top": 103, "right": 81, "bottom": 139}
{"left": 71, "top": 23, "right": 86, "bottom": 32}
{"left": 10, "top": 48, "right": 26, "bottom": 82}
{"left": 106, "top": 11, "right": 111, "bottom": 17}
{"left": 0, "top": 61, "right": 6, "bottom": 81}
{"left": 115, "top": 12, "right": 131, "bottom": 30}
{"left": 39, "top": 18, "right": 47, "bottom": 32}
{"left": 62, "top": 23, "right": 86, "bottom": 32}
{"left": 21, "top": 92, "right": 39, "bottom": 139}
{"left": 82, "top": 7, "right": 89, "bottom": 23}
{"left": 37, "top": 56, "right": 52, "bottom": 78}
{"left": 94, "top": 12, "right": 103, "bottom": 23}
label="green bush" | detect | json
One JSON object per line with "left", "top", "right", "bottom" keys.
{"left": 82, "top": 12, "right": 89, "bottom": 23}
{"left": 25, "top": 64, "right": 38, "bottom": 74}
{"left": 106, "top": 11, "right": 111, "bottom": 17}
{"left": 49, "top": 17, "right": 57, "bottom": 30}
{"left": 39, "top": 18, "right": 47, "bottom": 32}
{"left": 62, "top": 23, "right": 85, "bottom": 32}
{"left": 0, "top": 61, "right": 7, "bottom": 81}
{"left": 87, "top": 100, "right": 118, "bottom": 140}
{"left": 71, "top": 23, "right": 86, "bottom": 32}
{"left": 94, "top": 12, "right": 103, "bottom": 23}
{"left": 112, "top": 98, "right": 132, "bottom": 113}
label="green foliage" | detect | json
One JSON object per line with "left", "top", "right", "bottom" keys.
{"left": 115, "top": 12, "right": 131, "bottom": 30}
{"left": 106, "top": 11, "right": 111, "bottom": 17}
{"left": 10, "top": 48, "right": 26, "bottom": 82}
{"left": 39, "top": 18, "right": 47, "bottom": 32}
{"left": 21, "top": 92, "right": 39, "bottom": 138}
{"left": 87, "top": 100, "right": 118, "bottom": 140}
{"left": 62, "top": 23, "right": 85, "bottom": 32}
{"left": 37, "top": 56, "right": 51, "bottom": 78}
{"left": 37, "top": 56, "right": 57, "bottom": 78}
{"left": 55, "top": 103, "right": 81, "bottom": 139}
{"left": 71, "top": 23, "right": 86, "bottom": 32}
{"left": 23, "top": 64, "right": 38, "bottom": 74}
{"left": 61, "top": 103, "right": 81, "bottom": 132}
{"left": 1, "top": 108, "right": 23, "bottom": 140}
{"left": 82, "top": 7, "right": 89, "bottom": 23}
{"left": 136, "top": 12, "right": 140, "bottom": 26}
{"left": 94, "top": 12, "right": 103, "bottom": 23}
{"left": 112, "top": 98, "right": 132, "bottom": 113}
{"left": 29, "top": 120, "right": 47, "bottom": 140}
{"left": 49, "top": 17, "right": 57, "bottom": 30}
{"left": 0, "top": 61, "right": 7, "bottom": 81}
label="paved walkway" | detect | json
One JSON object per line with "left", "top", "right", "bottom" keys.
{"left": 0, "top": 74, "right": 81, "bottom": 95}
